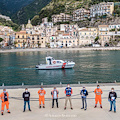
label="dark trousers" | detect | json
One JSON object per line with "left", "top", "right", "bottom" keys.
{"left": 82, "top": 97, "right": 87, "bottom": 109}
{"left": 52, "top": 99, "right": 58, "bottom": 108}
{"left": 24, "top": 101, "right": 30, "bottom": 111}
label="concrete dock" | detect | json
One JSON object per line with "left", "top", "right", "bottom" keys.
{"left": 0, "top": 84, "right": 120, "bottom": 120}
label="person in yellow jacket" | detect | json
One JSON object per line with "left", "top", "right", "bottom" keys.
{"left": 0, "top": 89, "right": 11, "bottom": 115}
{"left": 38, "top": 86, "right": 46, "bottom": 108}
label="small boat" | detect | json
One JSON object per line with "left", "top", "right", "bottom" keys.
{"left": 36, "top": 56, "right": 75, "bottom": 70}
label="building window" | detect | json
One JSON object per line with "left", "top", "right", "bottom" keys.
{"left": 32, "top": 37, "right": 34, "bottom": 40}
{"left": 18, "top": 36, "right": 19, "bottom": 38}
{"left": 22, "top": 36, "right": 24, "bottom": 38}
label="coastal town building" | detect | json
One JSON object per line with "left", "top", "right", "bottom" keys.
{"left": 90, "top": 2, "right": 114, "bottom": 18}
{"left": 72, "top": 8, "right": 90, "bottom": 21}
{"left": 0, "top": 26, "right": 14, "bottom": 46}
{"left": 98, "top": 25, "right": 110, "bottom": 46}
{"left": 15, "top": 31, "right": 29, "bottom": 48}
{"left": 52, "top": 13, "right": 72, "bottom": 23}
{"left": 109, "top": 24, "right": 120, "bottom": 30}
{"left": 78, "top": 28, "right": 98, "bottom": 46}
{"left": 0, "top": 14, "right": 11, "bottom": 21}
{"left": 59, "top": 33, "right": 78, "bottom": 47}
{"left": 30, "top": 34, "right": 47, "bottom": 48}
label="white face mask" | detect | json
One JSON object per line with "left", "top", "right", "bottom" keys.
{"left": 67, "top": 85, "right": 70, "bottom": 88}
{"left": 25, "top": 90, "right": 28, "bottom": 92}
{"left": 111, "top": 90, "right": 114, "bottom": 92}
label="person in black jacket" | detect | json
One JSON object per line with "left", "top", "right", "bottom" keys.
{"left": 80, "top": 87, "right": 88, "bottom": 110}
{"left": 108, "top": 88, "right": 117, "bottom": 113}
{"left": 23, "top": 88, "right": 31, "bottom": 112}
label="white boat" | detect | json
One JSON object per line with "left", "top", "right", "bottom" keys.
{"left": 36, "top": 56, "right": 75, "bottom": 70}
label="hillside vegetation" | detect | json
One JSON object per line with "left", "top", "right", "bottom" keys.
{"left": 31, "top": 0, "right": 120, "bottom": 26}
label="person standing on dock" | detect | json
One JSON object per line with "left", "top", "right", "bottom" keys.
{"left": 22, "top": 88, "right": 31, "bottom": 112}
{"left": 0, "top": 89, "right": 11, "bottom": 115}
{"left": 80, "top": 87, "right": 88, "bottom": 110}
{"left": 51, "top": 87, "right": 59, "bottom": 108}
{"left": 94, "top": 85, "right": 103, "bottom": 108}
{"left": 64, "top": 84, "right": 73, "bottom": 110}
{"left": 38, "top": 86, "right": 46, "bottom": 108}
{"left": 108, "top": 88, "right": 117, "bottom": 113}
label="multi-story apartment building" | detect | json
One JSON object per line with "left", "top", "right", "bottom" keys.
{"left": 52, "top": 13, "right": 72, "bottom": 23}
{"left": 90, "top": 2, "right": 114, "bottom": 18}
{"left": 30, "top": 34, "right": 47, "bottom": 48}
{"left": 109, "top": 24, "right": 120, "bottom": 30}
{"left": 59, "top": 33, "right": 78, "bottom": 47}
{"left": 60, "top": 24, "right": 78, "bottom": 37}
{"left": 15, "top": 31, "right": 29, "bottom": 48}
{"left": 98, "top": 25, "right": 110, "bottom": 46}
{"left": 0, "top": 14, "right": 11, "bottom": 21}
{"left": 72, "top": 8, "right": 90, "bottom": 21}
{"left": 78, "top": 28, "right": 98, "bottom": 45}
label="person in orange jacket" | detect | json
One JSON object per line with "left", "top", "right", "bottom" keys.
{"left": 94, "top": 85, "right": 103, "bottom": 108}
{"left": 38, "top": 86, "right": 46, "bottom": 108}
{"left": 0, "top": 89, "right": 11, "bottom": 115}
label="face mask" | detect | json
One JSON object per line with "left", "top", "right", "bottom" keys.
{"left": 67, "top": 85, "right": 70, "bottom": 88}
{"left": 41, "top": 88, "right": 43, "bottom": 90}
{"left": 25, "top": 90, "right": 28, "bottom": 92}
{"left": 54, "top": 89, "right": 56, "bottom": 90}
{"left": 83, "top": 88, "right": 85, "bottom": 90}
{"left": 111, "top": 90, "right": 114, "bottom": 92}
{"left": 97, "top": 87, "right": 99, "bottom": 89}
{"left": 3, "top": 91, "right": 6, "bottom": 93}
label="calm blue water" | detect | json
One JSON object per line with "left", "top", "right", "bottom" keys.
{"left": 0, "top": 50, "right": 120, "bottom": 86}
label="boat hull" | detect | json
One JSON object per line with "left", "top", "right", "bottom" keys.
{"left": 36, "top": 63, "right": 75, "bottom": 70}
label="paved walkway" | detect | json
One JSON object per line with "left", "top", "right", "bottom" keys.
{"left": 0, "top": 85, "right": 120, "bottom": 120}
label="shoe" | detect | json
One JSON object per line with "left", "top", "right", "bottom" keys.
{"left": 1, "top": 113, "right": 3, "bottom": 115}
{"left": 100, "top": 106, "right": 102, "bottom": 108}
{"left": 39, "top": 106, "right": 41, "bottom": 108}
{"left": 81, "top": 108, "right": 84, "bottom": 109}
{"left": 94, "top": 105, "right": 97, "bottom": 108}
{"left": 52, "top": 107, "right": 54, "bottom": 108}
{"left": 43, "top": 106, "right": 45, "bottom": 108}
{"left": 29, "top": 109, "right": 31, "bottom": 111}
{"left": 23, "top": 110, "right": 25, "bottom": 112}
{"left": 84, "top": 109, "right": 87, "bottom": 111}
{"left": 57, "top": 107, "right": 59, "bottom": 108}
{"left": 64, "top": 107, "right": 66, "bottom": 110}
{"left": 114, "top": 111, "right": 116, "bottom": 113}
{"left": 8, "top": 112, "right": 11, "bottom": 113}
{"left": 109, "top": 110, "right": 112, "bottom": 112}
{"left": 71, "top": 107, "right": 73, "bottom": 110}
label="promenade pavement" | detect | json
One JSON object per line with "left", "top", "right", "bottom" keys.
{"left": 0, "top": 85, "right": 120, "bottom": 120}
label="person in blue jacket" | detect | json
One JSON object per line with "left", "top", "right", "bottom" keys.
{"left": 80, "top": 87, "right": 88, "bottom": 110}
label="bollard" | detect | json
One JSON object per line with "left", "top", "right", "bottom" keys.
{"left": 115, "top": 80, "right": 116, "bottom": 83}
{"left": 22, "top": 83, "right": 24, "bottom": 86}
{"left": 41, "top": 82, "right": 43, "bottom": 86}
{"left": 2, "top": 83, "right": 4, "bottom": 86}
{"left": 60, "top": 82, "right": 62, "bottom": 85}
{"left": 96, "top": 81, "right": 98, "bottom": 84}
{"left": 78, "top": 81, "right": 80, "bottom": 84}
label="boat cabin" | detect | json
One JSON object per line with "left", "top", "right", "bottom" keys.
{"left": 46, "top": 56, "right": 64, "bottom": 65}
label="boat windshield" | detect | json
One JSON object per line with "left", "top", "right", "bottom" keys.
{"left": 52, "top": 58, "right": 55, "bottom": 60}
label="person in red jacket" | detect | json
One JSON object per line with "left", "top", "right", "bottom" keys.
{"left": 0, "top": 89, "right": 11, "bottom": 115}
{"left": 38, "top": 86, "right": 46, "bottom": 108}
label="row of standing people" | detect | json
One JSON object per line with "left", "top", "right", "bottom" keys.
{"left": 0, "top": 84, "right": 117, "bottom": 115}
